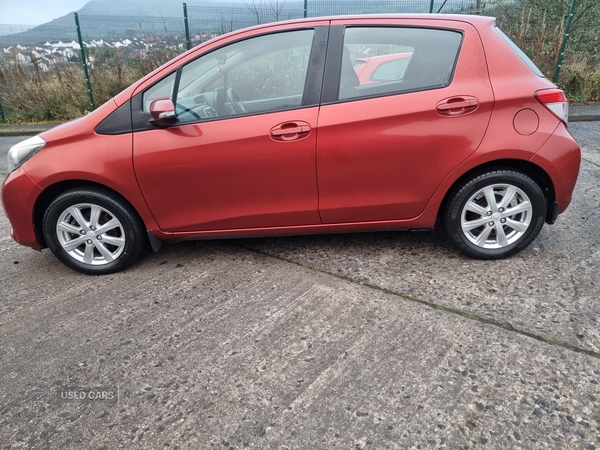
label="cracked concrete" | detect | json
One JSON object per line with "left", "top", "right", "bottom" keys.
{"left": 1, "top": 122, "right": 599, "bottom": 449}
{"left": 239, "top": 122, "right": 600, "bottom": 356}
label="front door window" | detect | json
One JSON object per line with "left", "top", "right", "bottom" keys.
{"left": 142, "top": 30, "right": 315, "bottom": 124}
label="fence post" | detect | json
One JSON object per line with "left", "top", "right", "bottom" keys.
{"left": 74, "top": 13, "right": 95, "bottom": 111}
{"left": 304, "top": 0, "right": 308, "bottom": 18}
{"left": 0, "top": 102, "right": 5, "bottom": 122}
{"left": 183, "top": 3, "right": 192, "bottom": 50}
{"left": 429, "top": 0, "right": 435, "bottom": 13}
{"left": 553, "top": 0, "right": 577, "bottom": 84}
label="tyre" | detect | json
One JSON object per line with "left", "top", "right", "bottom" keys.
{"left": 442, "top": 170, "right": 546, "bottom": 259}
{"left": 43, "top": 188, "right": 146, "bottom": 274}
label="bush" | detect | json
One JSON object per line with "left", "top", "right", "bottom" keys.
{"left": 494, "top": 0, "right": 600, "bottom": 101}
{"left": 0, "top": 46, "right": 182, "bottom": 123}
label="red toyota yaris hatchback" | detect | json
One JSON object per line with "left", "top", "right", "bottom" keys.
{"left": 2, "top": 15, "right": 581, "bottom": 274}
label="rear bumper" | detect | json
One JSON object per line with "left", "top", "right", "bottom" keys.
{"left": 530, "top": 124, "right": 581, "bottom": 215}
{"left": 1, "top": 168, "right": 44, "bottom": 249}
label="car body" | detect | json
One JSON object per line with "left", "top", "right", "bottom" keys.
{"left": 2, "top": 14, "right": 581, "bottom": 274}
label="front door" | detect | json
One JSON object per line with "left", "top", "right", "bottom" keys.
{"left": 133, "top": 29, "right": 323, "bottom": 232}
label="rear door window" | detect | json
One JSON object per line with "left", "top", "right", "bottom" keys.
{"left": 338, "top": 27, "right": 463, "bottom": 100}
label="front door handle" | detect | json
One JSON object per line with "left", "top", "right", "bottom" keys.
{"left": 436, "top": 97, "right": 479, "bottom": 116}
{"left": 270, "top": 121, "right": 311, "bottom": 141}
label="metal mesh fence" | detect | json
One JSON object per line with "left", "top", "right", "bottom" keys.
{"left": 0, "top": 24, "right": 78, "bottom": 48}
{"left": 0, "top": 23, "right": 79, "bottom": 73}
{"left": 186, "top": 2, "right": 487, "bottom": 37}
{"left": 77, "top": 15, "right": 187, "bottom": 48}
{"left": 0, "top": 1, "right": 495, "bottom": 53}
{"left": 307, "top": 1, "right": 433, "bottom": 16}
{"left": 0, "top": 24, "right": 36, "bottom": 37}
{"left": 303, "top": 1, "right": 487, "bottom": 17}
{"left": 187, "top": 6, "right": 304, "bottom": 41}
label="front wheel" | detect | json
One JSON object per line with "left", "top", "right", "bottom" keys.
{"left": 442, "top": 170, "right": 547, "bottom": 259}
{"left": 43, "top": 188, "right": 146, "bottom": 274}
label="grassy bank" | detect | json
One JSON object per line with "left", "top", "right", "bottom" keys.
{"left": 0, "top": 46, "right": 181, "bottom": 123}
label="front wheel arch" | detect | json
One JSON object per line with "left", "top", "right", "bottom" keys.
{"left": 33, "top": 180, "right": 147, "bottom": 249}
{"left": 42, "top": 186, "right": 148, "bottom": 274}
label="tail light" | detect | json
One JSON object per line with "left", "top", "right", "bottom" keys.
{"left": 535, "top": 89, "right": 569, "bottom": 125}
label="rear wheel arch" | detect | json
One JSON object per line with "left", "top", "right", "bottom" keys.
{"left": 439, "top": 159, "right": 556, "bottom": 224}
{"left": 439, "top": 162, "right": 553, "bottom": 259}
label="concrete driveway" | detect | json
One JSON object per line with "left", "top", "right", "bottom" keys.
{"left": 1, "top": 122, "right": 599, "bottom": 449}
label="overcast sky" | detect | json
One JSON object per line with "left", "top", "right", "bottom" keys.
{"left": 0, "top": 1, "right": 90, "bottom": 25}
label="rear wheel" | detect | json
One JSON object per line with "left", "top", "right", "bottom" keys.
{"left": 443, "top": 170, "right": 546, "bottom": 259}
{"left": 43, "top": 188, "right": 146, "bottom": 274}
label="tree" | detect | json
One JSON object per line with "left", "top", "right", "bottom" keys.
{"left": 242, "top": 0, "right": 265, "bottom": 25}
{"left": 269, "top": 0, "right": 287, "bottom": 21}
{"left": 500, "top": 0, "right": 600, "bottom": 56}
{"left": 494, "top": 0, "right": 599, "bottom": 99}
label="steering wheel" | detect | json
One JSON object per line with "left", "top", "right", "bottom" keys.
{"left": 226, "top": 88, "right": 247, "bottom": 114}
{"left": 175, "top": 103, "right": 202, "bottom": 121}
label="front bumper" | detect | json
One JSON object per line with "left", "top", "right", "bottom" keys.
{"left": 1, "top": 167, "right": 44, "bottom": 249}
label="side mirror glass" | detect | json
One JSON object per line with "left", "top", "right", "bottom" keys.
{"left": 149, "top": 98, "right": 177, "bottom": 127}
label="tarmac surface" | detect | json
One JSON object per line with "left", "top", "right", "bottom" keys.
{"left": 0, "top": 120, "right": 599, "bottom": 448}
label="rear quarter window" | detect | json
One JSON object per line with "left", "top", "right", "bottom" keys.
{"left": 495, "top": 27, "right": 545, "bottom": 77}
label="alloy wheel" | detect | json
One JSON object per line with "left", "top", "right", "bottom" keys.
{"left": 55, "top": 203, "right": 126, "bottom": 265}
{"left": 460, "top": 183, "right": 532, "bottom": 249}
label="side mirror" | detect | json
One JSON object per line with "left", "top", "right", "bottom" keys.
{"left": 149, "top": 98, "right": 177, "bottom": 127}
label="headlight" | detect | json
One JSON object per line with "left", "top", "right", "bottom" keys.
{"left": 7, "top": 135, "right": 46, "bottom": 173}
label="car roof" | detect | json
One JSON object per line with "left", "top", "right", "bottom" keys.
{"left": 259, "top": 13, "right": 496, "bottom": 28}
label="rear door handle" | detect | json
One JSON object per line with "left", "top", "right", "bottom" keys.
{"left": 270, "top": 121, "right": 311, "bottom": 141}
{"left": 436, "top": 97, "right": 479, "bottom": 116}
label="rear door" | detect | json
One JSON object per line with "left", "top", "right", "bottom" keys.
{"left": 316, "top": 18, "right": 494, "bottom": 223}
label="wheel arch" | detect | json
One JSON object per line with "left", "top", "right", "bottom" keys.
{"left": 33, "top": 180, "right": 148, "bottom": 248}
{"left": 438, "top": 159, "right": 556, "bottom": 224}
